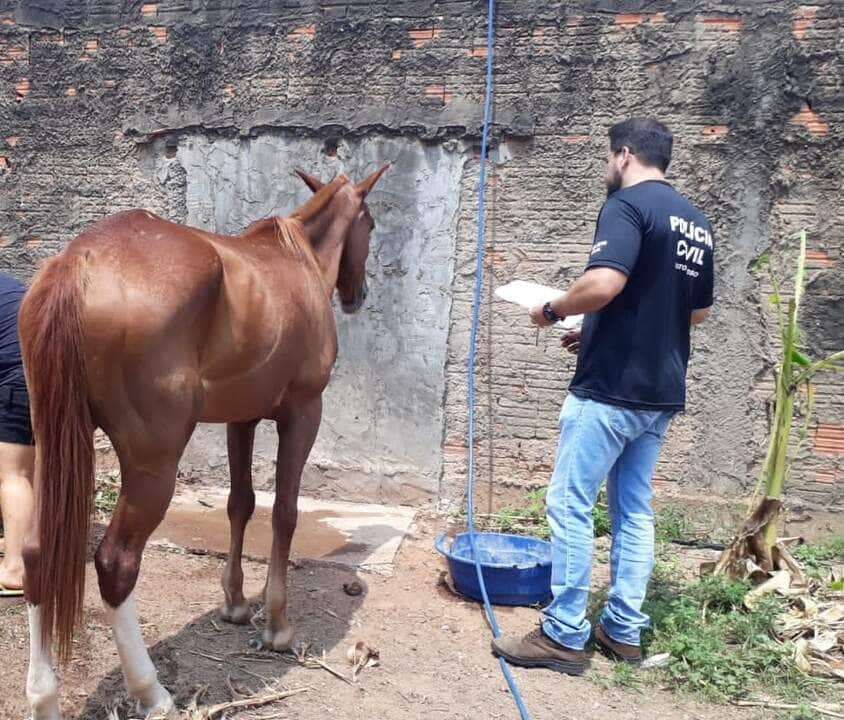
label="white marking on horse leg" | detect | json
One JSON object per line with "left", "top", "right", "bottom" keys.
{"left": 26, "top": 605, "right": 62, "bottom": 720}
{"left": 221, "top": 603, "right": 250, "bottom": 624}
{"left": 262, "top": 625, "right": 295, "bottom": 652}
{"left": 105, "top": 593, "right": 173, "bottom": 715}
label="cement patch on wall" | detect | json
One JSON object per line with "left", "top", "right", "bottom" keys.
{"left": 150, "top": 134, "right": 467, "bottom": 503}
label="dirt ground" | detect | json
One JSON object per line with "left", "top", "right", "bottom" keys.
{"left": 0, "top": 513, "right": 768, "bottom": 720}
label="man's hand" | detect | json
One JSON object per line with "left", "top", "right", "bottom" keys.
{"left": 691, "top": 307, "right": 710, "bottom": 325}
{"left": 529, "top": 303, "right": 554, "bottom": 327}
{"left": 561, "top": 328, "right": 581, "bottom": 355}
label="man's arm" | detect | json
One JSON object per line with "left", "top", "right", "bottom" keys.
{"left": 529, "top": 267, "right": 627, "bottom": 326}
{"left": 691, "top": 307, "right": 710, "bottom": 325}
{"left": 529, "top": 196, "right": 641, "bottom": 326}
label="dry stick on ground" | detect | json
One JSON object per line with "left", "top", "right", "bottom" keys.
{"left": 188, "top": 649, "right": 225, "bottom": 663}
{"left": 284, "top": 643, "right": 362, "bottom": 689}
{"left": 228, "top": 651, "right": 276, "bottom": 663}
{"left": 733, "top": 700, "right": 844, "bottom": 719}
{"left": 182, "top": 685, "right": 309, "bottom": 720}
{"left": 225, "top": 674, "right": 251, "bottom": 699}
{"left": 233, "top": 663, "right": 275, "bottom": 684}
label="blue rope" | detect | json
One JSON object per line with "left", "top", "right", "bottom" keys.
{"left": 465, "top": 1, "right": 531, "bottom": 717}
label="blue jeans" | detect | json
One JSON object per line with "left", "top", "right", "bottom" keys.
{"left": 542, "top": 394, "right": 674, "bottom": 650}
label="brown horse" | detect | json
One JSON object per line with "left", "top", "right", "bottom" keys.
{"left": 18, "top": 164, "right": 388, "bottom": 720}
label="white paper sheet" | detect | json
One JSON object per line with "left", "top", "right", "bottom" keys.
{"left": 494, "top": 280, "right": 583, "bottom": 329}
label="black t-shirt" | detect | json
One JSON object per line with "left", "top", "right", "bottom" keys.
{"left": 569, "top": 180, "right": 715, "bottom": 411}
{"left": 0, "top": 272, "right": 27, "bottom": 387}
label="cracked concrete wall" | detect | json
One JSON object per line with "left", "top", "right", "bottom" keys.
{"left": 142, "top": 133, "right": 466, "bottom": 502}
{"left": 0, "top": 0, "right": 841, "bottom": 514}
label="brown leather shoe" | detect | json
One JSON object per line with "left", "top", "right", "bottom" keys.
{"left": 491, "top": 626, "right": 586, "bottom": 675}
{"left": 591, "top": 624, "right": 642, "bottom": 664}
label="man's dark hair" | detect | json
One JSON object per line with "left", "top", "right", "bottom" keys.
{"left": 608, "top": 118, "right": 673, "bottom": 172}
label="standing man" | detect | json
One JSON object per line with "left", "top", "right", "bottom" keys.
{"left": 492, "top": 118, "right": 715, "bottom": 674}
{"left": 0, "top": 271, "right": 35, "bottom": 596}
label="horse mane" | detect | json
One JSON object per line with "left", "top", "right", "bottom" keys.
{"left": 238, "top": 174, "right": 350, "bottom": 258}
{"left": 272, "top": 216, "right": 308, "bottom": 257}
{"left": 236, "top": 215, "right": 300, "bottom": 256}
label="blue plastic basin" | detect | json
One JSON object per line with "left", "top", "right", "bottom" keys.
{"left": 435, "top": 531, "right": 552, "bottom": 607}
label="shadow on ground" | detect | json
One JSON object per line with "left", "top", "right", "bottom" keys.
{"left": 77, "top": 556, "right": 368, "bottom": 720}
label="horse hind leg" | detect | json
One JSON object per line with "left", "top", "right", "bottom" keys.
{"left": 26, "top": 604, "right": 61, "bottom": 720}
{"left": 96, "top": 478, "right": 178, "bottom": 715}
{"left": 221, "top": 420, "right": 258, "bottom": 624}
{"left": 22, "top": 507, "right": 60, "bottom": 719}
{"left": 95, "top": 416, "right": 194, "bottom": 716}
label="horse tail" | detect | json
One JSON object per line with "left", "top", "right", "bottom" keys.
{"left": 18, "top": 253, "right": 95, "bottom": 664}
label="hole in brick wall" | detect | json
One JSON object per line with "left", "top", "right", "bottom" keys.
{"left": 323, "top": 138, "right": 338, "bottom": 157}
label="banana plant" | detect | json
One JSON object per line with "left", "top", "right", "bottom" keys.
{"left": 715, "top": 231, "right": 844, "bottom": 576}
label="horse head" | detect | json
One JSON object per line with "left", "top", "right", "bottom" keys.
{"left": 294, "top": 164, "right": 389, "bottom": 313}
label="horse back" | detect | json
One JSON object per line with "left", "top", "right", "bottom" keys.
{"left": 65, "top": 209, "right": 334, "bottom": 423}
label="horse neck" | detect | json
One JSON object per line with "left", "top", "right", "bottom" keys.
{"left": 301, "top": 191, "right": 356, "bottom": 292}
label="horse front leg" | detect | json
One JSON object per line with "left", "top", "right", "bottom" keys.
{"left": 221, "top": 420, "right": 259, "bottom": 624}
{"left": 263, "top": 396, "right": 322, "bottom": 651}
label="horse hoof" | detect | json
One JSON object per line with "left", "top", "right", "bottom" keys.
{"left": 263, "top": 626, "right": 295, "bottom": 652}
{"left": 221, "top": 604, "right": 250, "bottom": 625}
{"left": 29, "top": 695, "right": 62, "bottom": 720}
{"left": 30, "top": 708, "right": 62, "bottom": 720}
{"left": 139, "top": 684, "right": 174, "bottom": 718}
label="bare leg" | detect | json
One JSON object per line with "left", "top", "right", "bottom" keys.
{"left": 0, "top": 441, "right": 35, "bottom": 590}
{"left": 221, "top": 420, "right": 258, "bottom": 624}
{"left": 264, "top": 397, "right": 322, "bottom": 651}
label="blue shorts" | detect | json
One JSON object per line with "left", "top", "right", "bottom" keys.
{"left": 0, "top": 383, "right": 34, "bottom": 446}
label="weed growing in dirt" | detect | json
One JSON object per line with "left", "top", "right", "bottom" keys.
{"left": 639, "top": 574, "right": 827, "bottom": 704}
{"left": 479, "top": 487, "right": 551, "bottom": 539}
{"left": 654, "top": 506, "right": 691, "bottom": 543}
{"left": 477, "top": 487, "right": 696, "bottom": 543}
{"left": 94, "top": 480, "right": 119, "bottom": 518}
{"left": 592, "top": 489, "right": 611, "bottom": 538}
{"left": 592, "top": 661, "right": 644, "bottom": 692}
{"left": 791, "top": 536, "right": 844, "bottom": 581}
{"left": 780, "top": 705, "right": 818, "bottom": 720}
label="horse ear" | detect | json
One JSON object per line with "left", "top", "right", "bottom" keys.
{"left": 293, "top": 168, "right": 324, "bottom": 193}
{"left": 355, "top": 163, "right": 390, "bottom": 198}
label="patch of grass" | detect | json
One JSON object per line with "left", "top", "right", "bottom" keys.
{"left": 780, "top": 705, "right": 818, "bottom": 720}
{"left": 479, "top": 486, "right": 613, "bottom": 540}
{"left": 473, "top": 491, "right": 750, "bottom": 549}
{"left": 791, "top": 536, "right": 844, "bottom": 580}
{"left": 639, "top": 573, "right": 826, "bottom": 703}
{"left": 654, "top": 505, "right": 691, "bottom": 543}
{"left": 592, "top": 660, "right": 644, "bottom": 692}
{"left": 610, "top": 661, "right": 642, "bottom": 689}
{"left": 592, "top": 489, "right": 611, "bottom": 538}
{"left": 484, "top": 487, "right": 550, "bottom": 539}
{"left": 94, "top": 480, "right": 119, "bottom": 518}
